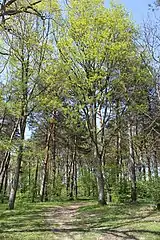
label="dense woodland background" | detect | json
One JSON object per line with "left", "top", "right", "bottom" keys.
{"left": 0, "top": 0, "right": 160, "bottom": 210}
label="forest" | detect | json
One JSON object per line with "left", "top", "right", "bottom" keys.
{"left": 0, "top": 0, "right": 160, "bottom": 239}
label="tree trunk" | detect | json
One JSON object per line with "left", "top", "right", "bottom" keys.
{"left": 153, "top": 150, "right": 158, "bottom": 178}
{"left": 96, "top": 154, "right": 106, "bottom": 205}
{"left": 2, "top": 168, "right": 8, "bottom": 202}
{"left": 66, "top": 155, "right": 69, "bottom": 195}
{"left": 69, "top": 161, "right": 74, "bottom": 200}
{"left": 142, "top": 164, "right": 146, "bottom": 181}
{"left": 96, "top": 166, "right": 106, "bottom": 205}
{"left": 0, "top": 152, "right": 10, "bottom": 195}
{"left": 1, "top": 166, "right": 9, "bottom": 203}
{"left": 144, "top": 139, "right": 151, "bottom": 181}
{"left": 128, "top": 122, "right": 137, "bottom": 203}
{"left": 51, "top": 124, "right": 56, "bottom": 195}
{"left": 74, "top": 161, "right": 78, "bottom": 199}
{"left": 32, "top": 158, "right": 39, "bottom": 202}
{"left": 40, "top": 121, "right": 53, "bottom": 202}
{"left": 69, "top": 137, "right": 77, "bottom": 200}
{"left": 147, "top": 154, "right": 152, "bottom": 181}
{"left": 9, "top": 144, "right": 23, "bottom": 209}
{"left": 8, "top": 116, "right": 26, "bottom": 210}
{"left": 0, "top": 119, "right": 19, "bottom": 195}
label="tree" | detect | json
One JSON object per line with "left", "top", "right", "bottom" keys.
{"left": 55, "top": 0, "right": 150, "bottom": 204}
{"left": 0, "top": 0, "right": 158, "bottom": 209}
{"left": 2, "top": 12, "right": 52, "bottom": 209}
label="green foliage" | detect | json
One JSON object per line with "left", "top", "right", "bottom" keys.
{"left": 0, "top": 0, "right": 158, "bottom": 211}
{"left": 113, "top": 179, "right": 131, "bottom": 203}
{"left": 78, "top": 168, "right": 97, "bottom": 198}
{"left": 149, "top": 178, "right": 160, "bottom": 204}
{"left": 137, "top": 179, "right": 160, "bottom": 204}
{"left": 137, "top": 180, "right": 152, "bottom": 201}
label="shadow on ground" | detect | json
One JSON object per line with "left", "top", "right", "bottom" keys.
{"left": 0, "top": 202, "right": 160, "bottom": 239}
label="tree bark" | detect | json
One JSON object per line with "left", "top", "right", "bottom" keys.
{"left": 0, "top": 152, "right": 10, "bottom": 195}
{"left": 0, "top": 119, "right": 19, "bottom": 194}
{"left": 9, "top": 144, "right": 23, "bottom": 209}
{"left": 40, "top": 121, "right": 54, "bottom": 202}
{"left": 69, "top": 161, "right": 74, "bottom": 200}
{"left": 32, "top": 158, "right": 39, "bottom": 202}
{"left": 128, "top": 122, "right": 137, "bottom": 203}
{"left": 8, "top": 116, "right": 26, "bottom": 210}
{"left": 51, "top": 124, "right": 56, "bottom": 195}
{"left": 66, "top": 146, "right": 70, "bottom": 196}
{"left": 96, "top": 165, "right": 106, "bottom": 205}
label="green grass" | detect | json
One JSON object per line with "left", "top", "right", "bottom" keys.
{"left": 0, "top": 201, "right": 68, "bottom": 240}
{"left": 75, "top": 203, "right": 160, "bottom": 239}
{"left": 0, "top": 201, "right": 160, "bottom": 239}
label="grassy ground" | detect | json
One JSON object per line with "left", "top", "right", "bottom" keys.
{"left": 0, "top": 201, "right": 160, "bottom": 239}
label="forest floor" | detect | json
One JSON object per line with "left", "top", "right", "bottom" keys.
{"left": 0, "top": 200, "right": 160, "bottom": 240}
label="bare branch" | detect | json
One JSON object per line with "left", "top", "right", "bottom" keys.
{"left": 0, "top": 0, "right": 43, "bottom": 20}
{"left": 5, "top": 0, "right": 17, "bottom": 8}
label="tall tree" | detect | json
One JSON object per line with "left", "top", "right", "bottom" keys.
{"left": 3, "top": 13, "right": 52, "bottom": 209}
{"left": 55, "top": 0, "right": 150, "bottom": 204}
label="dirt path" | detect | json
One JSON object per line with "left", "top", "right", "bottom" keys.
{"left": 44, "top": 202, "right": 136, "bottom": 240}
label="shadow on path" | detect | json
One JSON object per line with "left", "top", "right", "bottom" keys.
{"left": 0, "top": 202, "right": 160, "bottom": 240}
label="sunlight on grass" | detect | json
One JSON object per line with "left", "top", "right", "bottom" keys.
{"left": 77, "top": 203, "right": 160, "bottom": 240}
{"left": 0, "top": 201, "right": 67, "bottom": 240}
{"left": 0, "top": 201, "right": 160, "bottom": 240}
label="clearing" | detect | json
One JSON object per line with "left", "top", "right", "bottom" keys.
{"left": 0, "top": 201, "right": 160, "bottom": 240}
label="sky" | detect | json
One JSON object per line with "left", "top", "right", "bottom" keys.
{"left": 105, "top": 0, "right": 155, "bottom": 24}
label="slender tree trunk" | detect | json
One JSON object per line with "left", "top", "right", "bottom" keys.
{"left": 2, "top": 168, "right": 8, "bottom": 202}
{"left": 40, "top": 121, "right": 53, "bottom": 202}
{"left": 116, "top": 100, "right": 122, "bottom": 182}
{"left": 142, "top": 164, "right": 146, "bottom": 181}
{"left": 153, "top": 131, "right": 158, "bottom": 178}
{"left": 146, "top": 154, "right": 152, "bottom": 181}
{"left": 87, "top": 168, "right": 91, "bottom": 197}
{"left": 74, "top": 162, "right": 78, "bottom": 199}
{"left": 51, "top": 124, "right": 56, "bottom": 194}
{"left": 0, "top": 119, "right": 19, "bottom": 194}
{"left": 28, "top": 161, "right": 31, "bottom": 192}
{"left": 8, "top": 117, "right": 26, "bottom": 210}
{"left": 153, "top": 150, "right": 158, "bottom": 178}
{"left": 144, "top": 133, "right": 151, "bottom": 181}
{"left": 69, "top": 161, "right": 74, "bottom": 200}
{"left": 44, "top": 172, "right": 48, "bottom": 202}
{"left": 96, "top": 153, "right": 106, "bottom": 205}
{"left": 94, "top": 100, "right": 106, "bottom": 205}
{"left": 116, "top": 130, "right": 123, "bottom": 182}
{"left": 1, "top": 165, "right": 9, "bottom": 203}
{"left": 32, "top": 158, "right": 39, "bottom": 202}
{"left": 96, "top": 165, "right": 106, "bottom": 205}
{"left": 0, "top": 152, "right": 10, "bottom": 195}
{"left": 66, "top": 148, "right": 69, "bottom": 196}
{"left": 128, "top": 122, "right": 137, "bottom": 203}
{"left": 74, "top": 139, "right": 78, "bottom": 199}
{"left": 67, "top": 162, "right": 72, "bottom": 197}
{"left": 9, "top": 145, "right": 23, "bottom": 209}
{"left": 107, "top": 187, "right": 112, "bottom": 203}
{"left": 70, "top": 137, "right": 77, "bottom": 200}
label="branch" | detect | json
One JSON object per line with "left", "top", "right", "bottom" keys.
{"left": 5, "top": 0, "right": 17, "bottom": 7}
{"left": 0, "top": 0, "right": 43, "bottom": 19}
{"left": 0, "top": 50, "right": 9, "bottom": 55}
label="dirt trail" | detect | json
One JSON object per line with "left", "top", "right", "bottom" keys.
{"left": 44, "top": 202, "right": 136, "bottom": 240}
